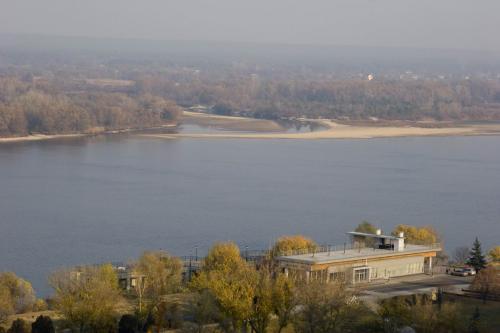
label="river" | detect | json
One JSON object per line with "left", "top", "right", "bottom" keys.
{"left": 1, "top": 133, "right": 499, "bottom": 295}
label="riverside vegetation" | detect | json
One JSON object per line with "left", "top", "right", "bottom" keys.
{"left": 0, "top": 76, "right": 182, "bottom": 137}
{"left": 3, "top": 40, "right": 500, "bottom": 138}
{"left": 1, "top": 224, "right": 499, "bottom": 333}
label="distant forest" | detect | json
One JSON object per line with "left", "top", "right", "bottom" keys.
{"left": 139, "top": 75, "right": 500, "bottom": 121}
{"left": 2, "top": 38, "right": 500, "bottom": 137}
{"left": 0, "top": 77, "right": 181, "bottom": 136}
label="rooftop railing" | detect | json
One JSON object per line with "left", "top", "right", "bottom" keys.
{"left": 277, "top": 242, "right": 442, "bottom": 258}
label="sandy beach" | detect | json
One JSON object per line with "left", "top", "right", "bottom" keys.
{"left": 0, "top": 124, "right": 178, "bottom": 144}
{"left": 181, "top": 111, "right": 284, "bottom": 132}
{"left": 0, "top": 133, "right": 86, "bottom": 143}
{"left": 4, "top": 112, "right": 500, "bottom": 142}
{"left": 145, "top": 112, "right": 500, "bottom": 140}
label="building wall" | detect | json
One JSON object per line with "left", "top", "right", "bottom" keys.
{"left": 366, "top": 255, "right": 425, "bottom": 280}
{"left": 324, "top": 255, "right": 426, "bottom": 283}
{"left": 280, "top": 253, "right": 431, "bottom": 284}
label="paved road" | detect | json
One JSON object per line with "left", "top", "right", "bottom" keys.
{"left": 358, "top": 274, "right": 473, "bottom": 305}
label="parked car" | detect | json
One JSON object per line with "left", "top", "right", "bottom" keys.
{"left": 449, "top": 267, "right": 476, "bottom": 276}
{"left": 463, "top": 267, "right": 476, "bottom": 276}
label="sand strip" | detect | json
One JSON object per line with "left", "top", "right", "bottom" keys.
{"left": 146, "top": 113, "right": 500, "bottom": 140}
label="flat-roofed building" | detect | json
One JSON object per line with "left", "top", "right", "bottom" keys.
{"left": 276, "top": 230, "right": 441, "bottom": 284}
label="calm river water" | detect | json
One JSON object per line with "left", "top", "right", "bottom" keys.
{"left": 1, "top": 134, "right": 500, "bottom": 295}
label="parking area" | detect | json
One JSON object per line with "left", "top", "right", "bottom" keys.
{"left": 358, "top": 273, "right": 474, "bottom": 305}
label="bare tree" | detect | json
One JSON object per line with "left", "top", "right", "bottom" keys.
{"left": 471, "top": 267, "right": 500, "bottom": 303}
{"left": 293, "top": 280, "right": 362, "bottom": 333}
{"left": 452, "top": 246, "right": 470, "bottom": 265}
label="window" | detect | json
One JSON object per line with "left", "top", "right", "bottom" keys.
{"left": 311, "top": 269, "right": 328, "bottom": 282}
{"left": 329, "top": 271, "right": 346, "bottom": 282}
{"left": 354, "top": 268, "right": 370, "bottom": 283}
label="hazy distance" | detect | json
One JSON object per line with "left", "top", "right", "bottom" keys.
{"left": 1, "top": 0, "right": 499, "bottom": 52}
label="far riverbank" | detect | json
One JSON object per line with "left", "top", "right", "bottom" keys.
{"left": 145, "top": 111, "right": 500, "bottom": 140}
{"left": 0, "top": 124, "right": 178, "bottom": 144}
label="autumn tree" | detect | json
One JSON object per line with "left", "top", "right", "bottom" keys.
{"left": 467, "top": 238, "right": 487, "bottom": 272}
{"left": 0, "top": 272, "right": 37, "bottom": 324}
{"left": 248, "top": 269, "right": 274, "bottom": 333}
{"left": 191, "top": 242, "right": 257, "bottom": 333}
{"left": 354, "top": 221, "right": 378, "bottom": 234}
{"left": 293, "top": 280, "right": 362, "bottom": 333}
{"left": 131, "top": 251, "right": 183, "bottom": 332}
{"left": 354, "top": 221, "right": 379, "bottom": 247}
{"left": 471, "top": 266, "right": 500, "bottom": 303}
{"left": 377, "top": 297, "right": 412, "bottom": 333}
{"left": 271, "top": 274, "right": 296, "bottom": 333}
{"left": 271, "top": 235, "right": 317, "bottom": 257}
{"left": 392, "top": 225, "right": 439, "bottom": 245}
{"left": 185, "top": 290, "right": 219, "bottom": 333}
{"left": 488, "top": 246, "right": 500, "bottom": 263}
{"left": 49, "top": 264, "right": 123, "bottom": 333}
{"left": 410, "top": 296, "right": 466, "bottom": 333}
{"left": 378, "top": 295, "right": 466, "bottom": 333}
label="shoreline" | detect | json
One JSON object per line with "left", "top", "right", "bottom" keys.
{"left": 0, "top": 133, "right": 87, "bottom": 143}
{"left": 3, "top": 113, "right": 500, "bottom": 143}
{"left": 146, "top": 112, "right": 500, "bottom": 140}
{"left": 0, "top": 124, "right": 178, "bottom": 144}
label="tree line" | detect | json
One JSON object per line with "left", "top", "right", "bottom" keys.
{"left": 135, "top": 74, "right": 500, "bottom": 121}
{"left": 3, "top": 68, "right": 500, "bottom": 138}
{"left": 0, "top": 77, "right": 181, "bottom": 137}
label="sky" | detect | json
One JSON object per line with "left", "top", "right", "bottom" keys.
{"left": 1, "top": 0, "right": 499, "bottom": 51}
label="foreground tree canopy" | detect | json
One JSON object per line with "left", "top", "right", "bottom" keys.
{"left": 49, "top": 264, "right": 124, "bottom": 333}
{"left": 191, "top": 242, "right": 303, "bottom": 333}
{"left": 2, "top": 233, "right": 499, "bottom": 333}
{"left": 131, "top": 250, "right": 183, "bottom": 331}
{"left": 0, "top": 272, "right": 38, "bottom": 324}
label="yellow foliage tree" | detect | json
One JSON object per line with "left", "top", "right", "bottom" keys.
{"left": 50, "top": 264, "right": 123, "bottom": 333}
{"left": 272, "top": 274, "right": 296, "bottom": 333}
{"left": 392, "top": 225, "right": 439, "bottom": 245}
{"left": 202, "top": 242, "right": 244, "bottom": 273}
{"left": 191, "top": 242, "right": 257, "bottom": 332}
{"left": 0, "top": 272, "right": 37, "bottom": 324}
{"left": 271, "top": 235, "right": 317, "bottom": 257}
{"left": 489, "top": 246, "right": 500, "bottom": 263}
{"left": 132, "top": 250, "right": 183, "bottom": 320}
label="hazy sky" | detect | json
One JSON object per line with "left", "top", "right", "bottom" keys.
{"left": 1, "top": 0, "right": 499, "bottom": 51}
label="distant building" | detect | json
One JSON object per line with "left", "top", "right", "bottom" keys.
{"left": 115, "top": 256, "right": 202, "bottom": 291}
{"left": 276, "top": 230, "right": 441, "bottom": 284}
{"left": 116, "top": 265, "right": 143, "bottom": 291}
